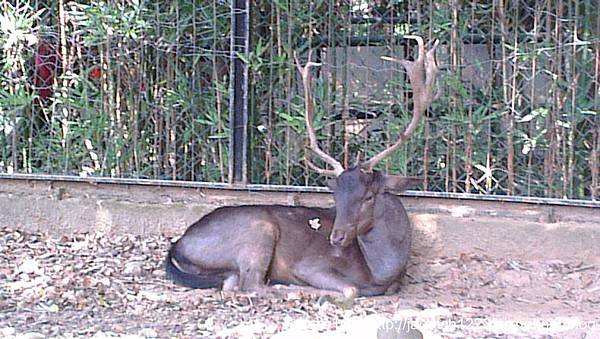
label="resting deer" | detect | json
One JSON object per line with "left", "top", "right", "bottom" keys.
{"left": 165, "top": 36, "right": 439, "bottom": 297}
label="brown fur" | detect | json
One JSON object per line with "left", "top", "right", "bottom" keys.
{"left": 165, "top": 168, "right": 421, "bottom": 297}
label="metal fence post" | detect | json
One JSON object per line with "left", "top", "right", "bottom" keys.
{"left": 229, "top": 0, "right": 249, "bottom": 184}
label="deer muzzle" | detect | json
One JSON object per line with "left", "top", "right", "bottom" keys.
{"left": 329, "top": 226, "right": 354, "bottom": 247}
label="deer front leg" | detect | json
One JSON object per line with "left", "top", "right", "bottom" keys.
{"left": 293, "top": 259, "right": 358, "bottom": 298}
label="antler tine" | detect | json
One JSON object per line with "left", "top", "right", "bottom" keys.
{"left": 362, "top": 35, "right": 439, "bottom": 171}
{"left": 294, "top": 50, "right": 345, "bottom": 177}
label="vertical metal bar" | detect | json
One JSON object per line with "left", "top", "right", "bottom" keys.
{"left": 229, "top": 0, "right": 249, "bottom": 183}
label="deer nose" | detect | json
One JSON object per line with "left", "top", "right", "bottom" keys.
{"left": 330, "top": 229, "right": 347, "bottom": 246}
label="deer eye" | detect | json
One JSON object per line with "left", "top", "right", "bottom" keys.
{"left": 365, "top": 195, "right": 374, "bottom": 202}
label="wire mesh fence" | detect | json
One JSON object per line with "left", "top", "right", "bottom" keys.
{"left": 1, "top": 0, "right": 231, "bottom": 181}
{"left": 1, "top": 0, "right": 598, "bottom": 200}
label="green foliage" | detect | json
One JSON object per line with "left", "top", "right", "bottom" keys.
{"left": 0, "top": 2, "right": 41, "bottom": 51}
{"left": 0, "top": 0, "right": 597, "bottom": 200}
{"left": 69, "top": 1, "right": 148, "bottom": 44}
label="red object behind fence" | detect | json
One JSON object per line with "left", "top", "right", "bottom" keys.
{"left": 33, "top": 40, "right": 59, "bottom": 99}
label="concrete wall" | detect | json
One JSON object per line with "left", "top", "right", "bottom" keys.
{"left": 1, "top": 177, "right": 599, "bottom": 262}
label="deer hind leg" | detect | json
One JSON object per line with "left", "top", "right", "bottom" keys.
{"left": 234, "top": 221, "right": 278, "bottom": 292}
{"left": 293, "top": 259, "right": 359, "bottom": 298}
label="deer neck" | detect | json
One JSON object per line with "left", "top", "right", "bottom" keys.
{"left": 357, "top": 193, "right": 412, "bottom": 284}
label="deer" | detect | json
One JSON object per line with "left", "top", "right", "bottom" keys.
{"left": 165, "top": 36, "right": 439, "bottom": 298}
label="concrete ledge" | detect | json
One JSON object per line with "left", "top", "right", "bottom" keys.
{"left": 1, "top": 177, "right": 599, "bottom": 263}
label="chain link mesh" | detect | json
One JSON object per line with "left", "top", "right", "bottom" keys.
{"left": 1, "top": 0, "right": 231, "bottom": 181}
{"left": 1, "top": 0, "right": 598, "bottom": 200}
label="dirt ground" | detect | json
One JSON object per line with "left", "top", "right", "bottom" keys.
{"left": 1, "top": 222, "right": 599, "bottom": 339}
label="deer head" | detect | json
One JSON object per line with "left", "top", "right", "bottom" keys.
{"left": 295, "top": 36, "right": 439, "bottom": 247}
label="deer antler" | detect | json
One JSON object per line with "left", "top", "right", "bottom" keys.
{"left": 362, "top": 35, "right": 439, "bottom": 171}
{"left": 295, "top": 50, "right": 345, "bottom": 177}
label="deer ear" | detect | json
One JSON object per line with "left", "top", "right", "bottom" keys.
{"left": 382, "top": 176, "right": 423, "bottom": 192}
{"left": 326, "top": 178, "right": 337, "bottom": 190}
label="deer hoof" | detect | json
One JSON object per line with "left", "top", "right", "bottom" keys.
{"left": 342, "top": 286, "right": 358, "bottom": 299}
{"left": 222, "top": 274, "right": 240, "bottom": 291}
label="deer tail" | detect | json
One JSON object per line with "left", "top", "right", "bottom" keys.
{"left": 165, "top": 244, "right": 224, "bottom": 289}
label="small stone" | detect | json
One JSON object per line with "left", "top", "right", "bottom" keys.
{"left": 497, "top": 270, "right": 531, "bottom": 287}
{"left": 97, "top": 277, "right": 111, "bottom": 287}
{"left": 138, "top": 328, "right": 158, "bottom": 338}
{"left": 112, "top": 324, "right": 125, "bottom": 333}
{"left": 0, "top": 327, "right": 16, "bottom": 337}
{"left": 46, "top": 303, "right": 60, "bottom": 313}
{"left": 20, "top": 333, "right": 45, "bottom": 339}
{"left": 18, "top": 259, "right": 40, "bottom": 275}
{"left": 124, "top": 261, "right": 144, "bottom": 276}
{"left": 286, "top": 291, "right": 304, "bottom": 300}
{"left": 139, "top": 290, "right": 166, "bottom": 302}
